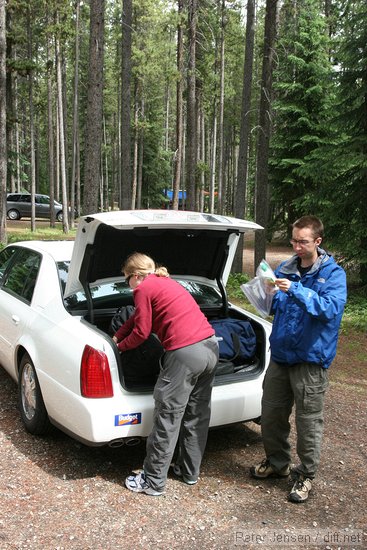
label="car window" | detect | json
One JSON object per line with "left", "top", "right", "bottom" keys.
{"left": 0, "top": 246, "right": 19, "bottom": 283}
{"left": 21, "top": 195, "right": 31, "bottom": 203}
{"left": 3, "top": 248, "right": 41, "bottom": 303}
{"left": 58, "top": 261, "right": 131, "bottom": 310}
{"left": 178, "top": 280, "right": 222, "bottom": 305}
{"left": 58, "top": 261, "right": 222, "bottom": 311}
{"left": 7, "top": 194, "right": 20, "bottom": 202}
{"left": 36, "top": 196, "right": 50, "bottom": 205}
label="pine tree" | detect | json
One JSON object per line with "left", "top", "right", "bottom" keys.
{"left": 269, "top": 0, "right": 334, "bottom": 235}
{"left": 319, "top": 0, "right": 367, "bottom": 282}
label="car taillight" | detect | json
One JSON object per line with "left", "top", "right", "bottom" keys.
{"left": 80, "top": 345, "right": 113, "bottom": 398}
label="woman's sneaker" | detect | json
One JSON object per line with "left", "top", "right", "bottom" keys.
{"left": 250, "top": 458, "right": 291, "bottom": 479}
{"left": 125, "top": 471, "right": 163, "bottom": 496}
{"left": 288, "top": 475, "right": 312, "bottom": 503}
{"left": 171, "top": 464, "right": 198, "bottom": 485}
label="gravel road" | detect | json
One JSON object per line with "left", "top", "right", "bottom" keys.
{"left": 1, "top": 348, "right": 366, "bottom": 550}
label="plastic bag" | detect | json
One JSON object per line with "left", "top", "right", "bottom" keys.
{"left": 240, "top": 259, "right": 278, "bottom": 318}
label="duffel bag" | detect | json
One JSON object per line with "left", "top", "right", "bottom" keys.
{"left": 210, "top": 318, "right": 256, "bottom": 366}
{"left": 111, "top": 305, "right": 163, "bottom": 384}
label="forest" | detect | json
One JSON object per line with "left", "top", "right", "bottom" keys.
{"left": 0, "top": 0, "right": 366, "bottom": 282}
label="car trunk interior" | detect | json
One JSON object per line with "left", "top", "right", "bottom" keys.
{"left": 86, "top": 303, "right": 266, "bottom": 392}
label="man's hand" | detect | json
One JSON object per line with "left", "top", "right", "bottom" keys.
{"left": 264, "top": 279, "right": 278, "bottom": 295}
{"left": 274, "top": 278, "right": 292, "bottom": 293}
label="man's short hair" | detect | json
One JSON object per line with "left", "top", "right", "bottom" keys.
{"left": 293, "top": 215, "right": 324, "bottom": 239}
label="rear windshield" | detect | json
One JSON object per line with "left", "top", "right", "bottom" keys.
{"left": 58, "top": 261, "right": 222, "bottom": 311}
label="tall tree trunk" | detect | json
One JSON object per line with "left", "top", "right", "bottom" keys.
{"left": 199, "top": 105, "right": 205, "bottom": 211}
{"left": 70, "top": 0, "right": 80, "bottom": 228}
{"left": 132, "top": 81, "right": 139, "bottom": 209}
{"left": 233, "top": 0, "right": 256, "bottom": 273}
{"left": 121, "top": 0, "right": 132, "bottom": 209}
{"left": 83, "top": 0, "right": 105, "bottom": 215}
{"left": 27, "top": 6, "right": 36, "bottom": 232}
{"left": 56, "top": 24, "right": 69, "bottom": 233}
{"left": 14, "top": 63, "right": 20, "bottom": 193}
{"left": 55, "top": 101, "right": 60, "bottom": 201}
{"left": 209, "top": 112, "right": 217, "bottom": 213}
{"left": 0, "top": 0, "right": 7, "bottom": 244}
{"left": 172, "top": 0, "right": 184, "bottom": 211}
{"left": 5, "top": 7, "right": 14, "bottom": 196}
{"left": 217, "top": 0, "right": 226, "bottom": 214}
{"left": 254, "top": 0, "right": 279, "bottom": 273}
{"left": 46, "top": 22, "right": 55, "bottom": 228}
{"left": 185, "top": 0, "right": 197, "bottom": 211}
{"left": 137, "top": 97, "right": 144, "bottom": 209}
{"left": 103, "top": 115, "right": 109, "bottom": 211}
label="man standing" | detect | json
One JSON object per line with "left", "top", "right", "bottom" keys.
{"left": 250, "top": 216, "right": 347, "bottom": 503}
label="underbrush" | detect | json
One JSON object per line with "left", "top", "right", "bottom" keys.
{"left": 340, "top": 291, "right": 367, "bottom": 332}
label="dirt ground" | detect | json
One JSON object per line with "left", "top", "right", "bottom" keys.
{"left": 0, "top": 244, "right": 366, "bottom": 550}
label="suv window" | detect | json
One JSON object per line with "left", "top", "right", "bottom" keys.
{"left": 36, "top": 195, "right": 51, "bottom": 205}
{"left": 7, "top": 194, "right": 21, "bottom": 202}
{"left": 1, "top": 248, "right": 41, "bottom": 303}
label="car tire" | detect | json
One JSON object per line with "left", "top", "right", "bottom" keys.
{"left": 7, "top": 209, "right": 21, "bottom": 220}
{"left": 18, "top": 353, "right": 52, "bottom": 435}
{"left": 56, "top": 211, "right": 63, "bottom": 222}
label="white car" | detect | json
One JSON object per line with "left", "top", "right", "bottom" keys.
{"left": 0, "top": 210, "right": 271, "bottom": 447}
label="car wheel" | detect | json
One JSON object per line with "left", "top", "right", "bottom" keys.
{"left": 7, "top": 209, "right": 21, "bottom": 220}
{"left": 56, "top": 211, "right": 63, "bottom": 222}
{"left": 18, "top": 354, "right": 52, "bottom": 435}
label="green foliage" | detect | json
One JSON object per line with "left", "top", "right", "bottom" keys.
{"left": 268, "top": 0, "right": 367, "bottom": 283}
{"left": 226, "top": 272, "right": 250, "bottom": 302}
{"left": 270, "top": 0, "right": 336, "bottom": 231}
{"left": 341, "top": 292, "right": 367, "bottom": 332}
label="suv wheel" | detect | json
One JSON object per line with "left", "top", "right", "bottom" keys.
{"left": 56, "top": 211, "right": 63, "bottom": 222}
{"left": 7, "top": 209, "right": 21, "bottom": 220}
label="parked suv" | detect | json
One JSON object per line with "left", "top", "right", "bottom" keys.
{"left": 6, "top": 193, "right": 64, "bottom": 221}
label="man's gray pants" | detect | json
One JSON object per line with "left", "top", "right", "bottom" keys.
{"left": 143, "top": 336, "right": 219, "bottom": 492}
{"left": 261, "top": 360, "right": 329, "bottom": 478}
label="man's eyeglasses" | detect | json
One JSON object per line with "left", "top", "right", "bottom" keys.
{"left": 290, "top": 239, "right": 315, "bottom": 247}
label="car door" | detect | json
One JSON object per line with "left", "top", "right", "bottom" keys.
{"left": 35, "top": 195, "right": 51, "bottom": 218}
{"left": 19, "top": 194, "right": 32, "bottom": 217}
{"left": 0, "top": 247, "right": 41, "bottom": 378}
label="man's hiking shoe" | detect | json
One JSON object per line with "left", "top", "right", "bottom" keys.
{"left": 125, "top": 471, "right": 163, "bottom": 496}
{"left": 171, "top": 464, "right": 198, "bottom": 485}
{"left": 288, "top": 475, "right": 312, "bottom": 503}
{"left": 250, "top": 458, "right": 291, "bottom": 479}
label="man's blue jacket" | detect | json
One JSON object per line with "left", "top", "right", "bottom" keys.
{"left": 270, "top": 249, "right": 347, "bottom": 369}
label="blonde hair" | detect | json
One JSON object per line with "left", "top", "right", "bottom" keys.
{"left": 123, "top": 252, "right": 169, "bottom": 278}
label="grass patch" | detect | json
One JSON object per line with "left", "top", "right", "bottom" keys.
{"left": 3, "top": 226, "right": 77, "bottom": 249}
{"left": 340, "top": 291, "right": 367, "bottom": 332}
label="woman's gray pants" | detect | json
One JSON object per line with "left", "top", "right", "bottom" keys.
{"left": 143, "top": 336, "right": 219, "bottom": 492}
